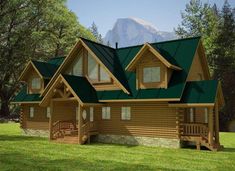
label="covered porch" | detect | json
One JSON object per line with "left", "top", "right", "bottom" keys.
{"left": 40, "top": 74, "right": 100, "bottom": 144}
{"left": 169, "top": 80, "right": 225, "bottom": 151}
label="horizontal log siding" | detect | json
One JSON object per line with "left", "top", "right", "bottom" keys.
{"left": 22, "top": 104, "right": 49, "bottom": 130}
{"left": 52, "top": 101, "right": 77, "bottom": 122}
{"left": 96, "top": 102, "right": 178, "bottom": 139}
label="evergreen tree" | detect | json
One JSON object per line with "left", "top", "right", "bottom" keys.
{"left": 175, "top": 0, "right": 219, "bottom": 68}
{"left": 212, "top": 0, "right": 235, "bottom": 130}
{"left": 89, "top": 22, "right": 103, "bottom": 43}
{"left": 0, "top": 0, "right": 95, "bottom": 117}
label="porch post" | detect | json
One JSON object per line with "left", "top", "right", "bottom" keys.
{"left": 208, "top": 107, "right": 214, "bottom": 145}
{"left": 215, "top": 102, "right": 220, "bottom": 144}
{"left": 77, "top": 104, "right": 82, "bottom": 144}
{"left": 49, "top": 100, "right": 53, "bottom": 140}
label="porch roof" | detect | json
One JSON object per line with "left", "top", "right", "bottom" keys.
{"left": 170, "top": 80, "right": 219, "bottom": 104}
{"left": 62, "top": 75, "right": 98, "bottom": 103}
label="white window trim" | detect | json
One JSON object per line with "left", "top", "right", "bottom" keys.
{"left": 121, "top": 107, "right": 131, "bottom": 120}
{"left": 102, "top": 107, "right": 111, "bottom": 120}
{"left": 29, "top": 107, "right": 34, "bottom": 118}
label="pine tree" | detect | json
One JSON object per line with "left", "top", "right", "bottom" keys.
{"left": 212, "top": 0, "right": 235, "bottom": 130}
{"left": 89, "top": 22, "right": 103, "bottom": 43}
{"left": 175, "top": 0, "right": 219, "bottom": 69}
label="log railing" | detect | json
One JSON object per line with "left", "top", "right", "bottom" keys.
{"left": 52, "top": 120, "right": 77, "bottom": 139}
{"left": 181, "top": 123, "right": 208, "bottom": 139}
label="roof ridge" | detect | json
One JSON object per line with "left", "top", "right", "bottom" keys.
{"left": 117, "top": 36, "right": 202, "bottom": 50}
{"left": 32, "top": 60, "right": 58, "bottom": 67}
{"left": 80, "top": 37, "right": 115, "bottom": 50}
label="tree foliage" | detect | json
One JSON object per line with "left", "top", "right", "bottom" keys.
{"left": 89, "top": 22, "right": 103, "bottom": 43}
{"left": 0, "top": 0, "right": 95, "bottom": 117}
{"left": 175, "top": 0, "right": 235, "bottom": 130}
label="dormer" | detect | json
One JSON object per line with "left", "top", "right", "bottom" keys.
{"left": 126, "top": 43, "right": 181, "bottom": 89}
{"left": 18, "top": 61, "right": 44, "bottom": 94}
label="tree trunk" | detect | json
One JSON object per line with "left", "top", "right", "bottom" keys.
{"left": 0, "top": 99, "right": 10, "bottom": 118}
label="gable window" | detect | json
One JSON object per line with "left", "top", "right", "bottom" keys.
{"left": 90, "top": 107, "right": 94, "bottom": 122}
{"left": 189, "top": 108, "right": 195, "bottom": 123}
{"left": 29, "top": 107, "right": 34, "bottom": 118}
{"left": 73, "top": 53, "right": 83, "bottom": 76}
{"left": 102, "top": 107, "right": 111, "bottom": 120}
{"left": 88, "top": 53, "right": 99, "bottom": 81}
{"left": 31, "top": 78, "right": 41, "bottom": 89}
{"left": 87, "top": 52, "right": 110, "bottom": 83}
{"left": 46, "top": 107, "right": 50, "bottom": 118}
{"left": 121, "top": 107, "right": 131, "bottom": 120}
{"left": 143, "top": 66, "right": 160, "bottom": 83}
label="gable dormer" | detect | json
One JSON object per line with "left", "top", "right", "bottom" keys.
{"left": 126, "top": 43, "right": 181, "bottom": 89}
{"left": 18, "top": 61, "right": 44, "bottom": 94}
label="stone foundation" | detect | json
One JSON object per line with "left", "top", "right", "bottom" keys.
{"left": 96, "top": 134, "right": 180, "bottom": 148}
{"left": 22, "top": 129, "right": 49, "bottom": 137}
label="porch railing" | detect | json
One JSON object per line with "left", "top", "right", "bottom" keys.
{"left": 52, "top": 120, "right": 77, "bottom": 139}
{"left": 181, "top": 123, "right": 208, "bottom": 139}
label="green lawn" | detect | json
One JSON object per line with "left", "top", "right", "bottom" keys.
{"left": 0, "top": 123, "right": 235, "bottom": 171}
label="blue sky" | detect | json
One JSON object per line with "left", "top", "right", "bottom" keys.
{"left": 67, "top": 0, "right": 235, "bottom": 36}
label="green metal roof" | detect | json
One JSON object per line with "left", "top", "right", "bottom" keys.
{"left": 32, "top": 61, "right": 59, "bottom": 78}
{"left": 47, "top": 56, "right": 65, "bottom": 66}
{"left": 96, "top": 37, "right": 200, "bottom": 100}
{"left": 12, "top": 86, "right": 41, "bottom": 102}
{"left": 63, "top": 75, "right": 98, "bottom": 103}
{"left": 172, "top": 80, "right": 218, "bottom": 104}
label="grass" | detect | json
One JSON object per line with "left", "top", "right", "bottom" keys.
{"left": 0, "top": 123, "right": 235, "bottom": 171}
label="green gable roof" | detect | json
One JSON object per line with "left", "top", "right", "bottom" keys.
{"left": 12, "top": 86, "right": 41, "bottom": 102}
{"left": 63, "top": 75, "right": 98, "bottom": 103}
{"left": 47, "top": 56, "right": 65, "bottom": 66}
{"left": 172, "top": 80, "right": 218, "bottom": 104}
{"left": 32, "top": 61, "right": 59, "bottom": 78}
{"left": 96, "top": 37, "right": 200, "bottom": 100}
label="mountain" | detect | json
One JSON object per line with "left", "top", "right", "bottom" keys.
{"left": 104, "top": 17, "right": 177, "bottom": 48}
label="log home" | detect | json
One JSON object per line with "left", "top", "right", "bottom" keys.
{"left": 12, "top": 37, "right": 224, "bottom": 151}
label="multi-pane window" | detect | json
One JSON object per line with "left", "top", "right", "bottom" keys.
{"left": 29, "top": 107, "right": 34, "bottom": 118}
{"left": 31, "top": 78, "right": 41, "bottom": 89}
{"left": 88, "top": 52, "right": 110, "bottom": 82}
{"left": 143, "top": 66, "right": 160, "bottom": 83}
{"left": 90, "top": 107, "right": 94, "bottom": 122}
{"left": 102, "top": 107, "right": 111, "bottom": 120}
{"left": 46, "top": 107, "right": 50, "bottom": 118}
{"left": 121, "top": 107, "right": 131, "bottom": 120}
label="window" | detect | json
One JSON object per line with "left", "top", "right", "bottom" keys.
{"left": 100, "top": 66, "right": 110, "bottom": 82}
{"left": 73, "top": 53, "right": 83, "bottom": 76}
{"left": 88, "top": 53, "right": 98, "bottom": 81}
{"left": 76, "top": 107, "right": 78, "bottom": 120}
{"left": 121, "top": 107, "right": 131, "bottom": 120}
{"left": 143, "top": 66, "right": 160, "bottom": 83}
{"left": 204, "top": 108, "right": 208, "bottom": 123}
{"left": 46, "top": 107, "right": 50, "bottom": 118}
{"left": 90, "top": 107, "right": 94, "bottom": 122}
{"left": 189, "top": 108, "right": 194, "bottom": 123}
{"left": 29, "top": 107, "right": 34, "bottom": 118}
{"left": 31, "top": 78, "right": 41, "bottom": 89}
{"left": 102, "top": 107, "right": 111, "bottom": 120}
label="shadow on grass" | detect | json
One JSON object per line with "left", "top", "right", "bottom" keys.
{"left": 0, "top": 135, "right": 46, "bottom": 141}
{"left": 223, "top": 147, "right": 235, "bottom": 152}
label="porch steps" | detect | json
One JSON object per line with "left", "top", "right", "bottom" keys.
{"left": 53, "top": 135, "right": 79, "bottom": 144}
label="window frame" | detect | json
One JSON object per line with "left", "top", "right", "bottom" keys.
{"left": 29, "top": 107, "right": 34, "bottom": 118}
{"left": 31, "top": 78, "right": 41, "bottom": 90}
{"left": 102, "top": 107, "right": 111, "bottom": 120}
{"left": 46, "top": 107, "right": 50, "bottom": 118}
{"left": 189, "top": 108, "right": 195, "bottom": 123}
{"left": 121, "top": 107, "right": 131, "bottom": 121}
{"left": 90, "top": 107, "right": 94, "bottom": 122}
{"left": 204, "top": 108, "right": 208, "bottom": 123}
{"left": 143, "top": 66, "right": 161, "bottom": 83}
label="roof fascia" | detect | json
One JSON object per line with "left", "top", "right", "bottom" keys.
{"left": 125, "top": 43, "right": 182, "bottom": 71}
